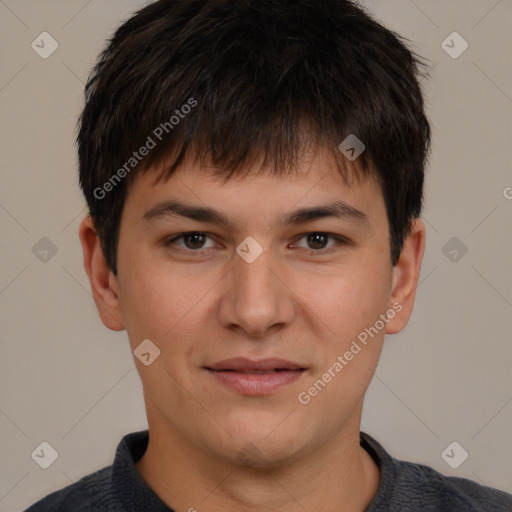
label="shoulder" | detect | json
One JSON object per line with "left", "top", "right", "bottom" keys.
{"left": 25, "top": 430, "right": 157, "bottom": 512}
{"left": 24, "top": 466, "right": 114, "bottom": 512}
{"left": 361, "top": 432, "right": 512, "bottom": 512}
{"left": 391, "top": 458, "right": 512, "bottom": 511}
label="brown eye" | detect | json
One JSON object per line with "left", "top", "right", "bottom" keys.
{"left": 306, "top": 233, "right": 329, "bottom": 250}
{"left": 292, "top": 232, "right": 350, "bottom": 253}
{"left": 182, "top": 233, "right": 207, "bottom": 249}
{"left": 165, "top": 232, "right": 216, "bottom": 251}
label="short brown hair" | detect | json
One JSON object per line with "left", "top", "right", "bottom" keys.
{"left": 78, "top": 0, "right": 431, "bottom": 275}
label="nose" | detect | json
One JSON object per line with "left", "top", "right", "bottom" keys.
{"left": 217, "top": 244, "right": 296, "bottom": 338}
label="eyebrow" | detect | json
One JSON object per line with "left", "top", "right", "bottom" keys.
{"left": 142, "top": 199, "right": 369, "bottom": 228}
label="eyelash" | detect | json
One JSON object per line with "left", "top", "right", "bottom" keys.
{"left": 164, "top": 232, "right": 350, "bottom": 255}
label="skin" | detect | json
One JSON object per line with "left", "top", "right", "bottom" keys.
{"left": 79, "top": 146, "right": 425, "bottom": 512}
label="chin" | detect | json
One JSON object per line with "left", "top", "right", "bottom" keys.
{"left": 217, "top": 419, "right": 309, "bottom": 467}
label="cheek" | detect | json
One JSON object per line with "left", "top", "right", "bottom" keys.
{"left": 118, "top": 261, "right": 218, "bottom": 346}
{"left": 300, "top": 260, "right": 391, "bottom": 340}
{"left": 296, "top": 265, "right": 390, "bottom": 425}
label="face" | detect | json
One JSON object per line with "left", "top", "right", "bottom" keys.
{"left": 87, "top": 147, "right": 421, "bottom": 467}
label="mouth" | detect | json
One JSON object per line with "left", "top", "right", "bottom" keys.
{"left": 205, "top": 357, "right": 306, "bottom": 372}
{"left": 208, "top": 369, "right": 304, "bottom": 373}
{"left": 204, "top": 358, "right": 307, "bottom": 395}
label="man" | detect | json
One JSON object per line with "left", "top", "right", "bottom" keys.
{"left": 26, "top": 0, "right": 512, "bottom": 510}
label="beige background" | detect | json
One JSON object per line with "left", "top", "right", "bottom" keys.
{"left": 1, "top": 1, "right": 511, "bottom": 510}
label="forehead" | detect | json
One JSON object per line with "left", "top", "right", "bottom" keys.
{"left": 123, "top": 147, "right": 387, "bottom": 230}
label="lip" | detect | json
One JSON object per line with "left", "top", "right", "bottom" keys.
{"left": 206, "top": 357, "right": 305, "bottom": 372}
{"left": 204, "top": 358, "right": 307, "bottom": 395}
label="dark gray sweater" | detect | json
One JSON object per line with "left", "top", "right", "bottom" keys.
{"left": 25, "top": 430, "right": 512, "bottom": 511}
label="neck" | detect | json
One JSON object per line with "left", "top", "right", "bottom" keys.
{"left": 136, "top": 407, "right": 380, "bottom": 511}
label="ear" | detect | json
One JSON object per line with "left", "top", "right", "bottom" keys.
{"left": 78, "top": 215, "right": 125, "bottom": 331}
{"left": 385, "top": 218, "right": 425, "bottom": 334}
